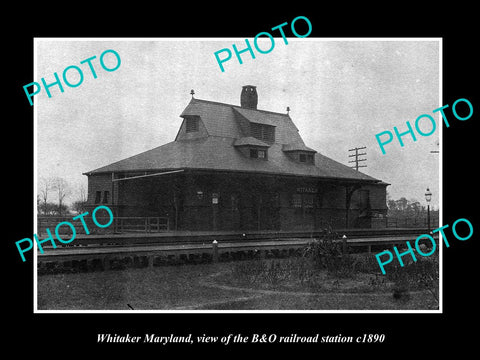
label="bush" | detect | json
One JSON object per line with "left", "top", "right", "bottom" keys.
{"left": 304, "top": 228, "right": 356, "bottom": 278}
{"left": 228, "top": 227, "right": 439, "bottom": 303}
{"left": 383, "top": 252, "right": 439, "bottom": 305}
{"left": 230, "top": 257, "right": 314, "bottom": 286}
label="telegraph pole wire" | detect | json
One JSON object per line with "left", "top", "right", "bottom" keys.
{"left": 348, "top": 146, "right": 367, "bottom": 171}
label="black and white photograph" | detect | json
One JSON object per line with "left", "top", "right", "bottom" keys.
{"left": 6, "top": 7, "right": 478, "bottom": 355}
{"left": 33, "top": 38, "right": 441, "bottom": 312}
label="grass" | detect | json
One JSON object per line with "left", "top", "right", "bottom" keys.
{"left": 38, "top": 225, "right": 439, "bottom": 310}
{"left": 37, "top": 254, "right": 439, "bottom": 310}
{"left": 37, "top": 263, "right": 241, "bottom": 310}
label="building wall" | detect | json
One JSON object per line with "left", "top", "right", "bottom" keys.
{"left": 86, "top": 172, "right": 387, "bottom": 231}
{"left": 87, "top": 173, "right": 113, "bottom": 206}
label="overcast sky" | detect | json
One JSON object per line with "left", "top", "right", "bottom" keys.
{"left": 35, "top": 38, "right": 440, "bottom": 209}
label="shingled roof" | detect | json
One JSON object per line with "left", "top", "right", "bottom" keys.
{"left": 233, "top": 136, "right": 270, "bottom": 147}
{"left": 85, "top": 94, "right": 381, "bottom": 183}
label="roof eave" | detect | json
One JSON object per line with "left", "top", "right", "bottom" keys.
{"left": 84, "top": 166, "right": 380, "bottom": 183}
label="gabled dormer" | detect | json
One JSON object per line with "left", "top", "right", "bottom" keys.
{"left": 175, "top": 99, "right": 210, "bottom": 141}
{"left": 174, "top": 85, "right": 318, "bottom": 166}
{"left": 175, "top": 114, "right": 208, "bottom": 140}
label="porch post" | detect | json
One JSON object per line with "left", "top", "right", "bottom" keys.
{"left": 345, "top": 184, "right": 360, "bottom": 229}
{"left": 111, "top": 172, "right": 115, "bottom": 218}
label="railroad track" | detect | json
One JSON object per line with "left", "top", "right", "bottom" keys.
{"left": 39, "top": 227, "right": 432, "bottom": 247}
{"left": 36, "top": 228, "right": 437, "bottom": 274}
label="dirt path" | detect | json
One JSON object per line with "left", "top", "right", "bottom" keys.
{"left": 173, "top": 271, "right": 437, "bottom": 310}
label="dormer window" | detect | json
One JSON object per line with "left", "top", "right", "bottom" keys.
{"left": 250, "top": 123, "right": 275, "bottom": 143}
{"left": 185, "top": 116, "right": 199, "bottom": 132}
{"left": 234, "top": 136, "right": 270, "bottom": 161}
{"left": 287, "top": 151, "right": 315, "bottom": 164}
{"left": 299, "top": 153, "right": 314, "bottom": 164}
{"left": 250, "top": 148, "right": 267, "bottom": 159}
{"left": 282, "top": 144, "right": 317, "bottom": 165}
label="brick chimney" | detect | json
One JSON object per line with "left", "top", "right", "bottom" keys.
{"left": 240, "top": 85, "right": 258, "bottom": 109}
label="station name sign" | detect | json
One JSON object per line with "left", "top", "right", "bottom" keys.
{"left": 296, "top": 187, "right": 317, "bottom": 194}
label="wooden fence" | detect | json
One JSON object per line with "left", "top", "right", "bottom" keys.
{"left": 386, "top": 216, "right": 439, "bottom": 228}
{"left": 37, "top": 216, "right": 169, "bottom": 235}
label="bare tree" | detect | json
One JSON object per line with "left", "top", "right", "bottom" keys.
{"left": 51, "top": 177, "right": 71, "bottom": 216}
{"left": 79, "top": 183, "right": 87, "bottom": 203}
{"left": 38, "top": 177, "right": 52, "bottom": 215}
{"left": 72, "top": 184, "right": 88, "bottom": 214}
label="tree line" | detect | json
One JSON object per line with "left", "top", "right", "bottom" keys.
{"left": 387, "top": 195, "right": 438, "bottom": 218}
{"left": 37, "top": 177, "right": 88, "bottom": 216}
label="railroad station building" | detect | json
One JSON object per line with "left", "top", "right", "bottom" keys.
{"left": 84, "top": 86, "right": 388, "bottom": 231}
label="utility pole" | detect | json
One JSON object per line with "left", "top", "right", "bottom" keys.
{"left": 348, "top": 146, "right": 367, "bottom": 171}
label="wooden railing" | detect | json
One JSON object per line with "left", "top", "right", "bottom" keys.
{"left": 386, "top": 216, "right": 439, "bottom": 228}
{"left": 37, "top": 216, "right": 169, "bottom": 235}
{"left": 113, "top": 217, "right": 169, "bottom": 233}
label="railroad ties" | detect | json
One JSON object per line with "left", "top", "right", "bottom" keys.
{"left": 36, "top": 229, "right": 437, "bottom": 275}
{"left": 37, "top": 239, "right": 308, "bottom": 274}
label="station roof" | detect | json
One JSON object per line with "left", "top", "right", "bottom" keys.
{"left": 85, "top": 97, "right": 382, "bottom": 183}
{"left": 233, "top": 136, "right": 270, "bottom": 148}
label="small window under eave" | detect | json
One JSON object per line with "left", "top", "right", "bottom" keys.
{"left": 250, "top": 122, "right": 275, "bottom": 144}
{"left": 285, "top": 150, "right": 315, "bottom": 164}
{"left": 250, "top": 148, "right": 267, "bottom": 160}
{"left": 185, "top": 116, "right": 199, "bottom": 132}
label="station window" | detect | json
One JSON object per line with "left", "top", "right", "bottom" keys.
{"left": 292, "top": 193, "right": 315, "bottom": 208}
{"left": 303, "top": 194, "right": 314, "bottom": 208}
{"left": 292, "top": 194, "right": 302, "bottom": 208}
{"left": 95, "top": 191, "right": 101, "bottom": 204}
{"left": 250, "top": 148, "right": 267, "bottom": 159}
{"left": 299, "top": 153, "right": 306, "bottom": 162}
{"left": 103, "top": 191, "right": 110, "bottom": 204}
{"left": 231, "top": 194, "right": 238, "bottom": 211}
{"left": 307, "top": 154, "right": 314, "bottom": 163}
